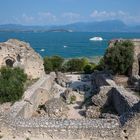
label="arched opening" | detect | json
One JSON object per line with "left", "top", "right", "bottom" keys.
{"left": 5, "top": 59, "right": 14, "bottom": 67}
{"left": 138, "top": 55, "right": 140, "bottom": 76}
{"left": 139, "top": 59, "right": 140, "bottom": 76}
{"left": 17, "top": 54, "right": 21, "bottom": 62}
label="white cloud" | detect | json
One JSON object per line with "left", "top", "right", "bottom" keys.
{"left": 90, "top": 10, "right": 127, "bottom": 20}
{"left": 61, "top": 12, "right": 81, "bottom": 23}
{"left": 89, "top": 10, "right": 140, "bottom": 24}
{"left": 12, "top": 14, "right": 35, "bottom": 25}
{"left": 12, "top": 12, "right": 57, "bottom": 25}
{"left": 38, "top": 12, "right": 57, "bottom": 23}
{"left": 62, "top": 12, "right": 80, "bottom": 19}
{"left": 9, "top": 10, "right": 140, "bottom": 25}
{"left": 22, "top": 14, "right": 34, "bottom": 23}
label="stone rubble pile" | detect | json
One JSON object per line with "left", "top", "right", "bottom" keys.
{"left": 55, "top": 72, "right": 71, "bottom": 87}
{"left": 44, "top": 98, "right": 69, "bottom": 118}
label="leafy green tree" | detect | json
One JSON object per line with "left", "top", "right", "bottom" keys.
{"left": 43, "top": 57, "right": 53, "bottom": 73}
{"left": 103, "top": 40, "right": 134, "bottom": 75}
{"left": 83, "top": 63, "right": 96, "bottom": 74}
{"left": 44, "top": 56, "right": 64, "bottom": 73}
{"left": 51, "top": 56, "right": 64, "bottom": 71}
{"left": 65, "top": 58, "right": 88, "bottom": 72}
{"left": 0, "top": 67, "right": 27, "bottom": 103}
{"left": 81, "top": 57, "right": 89, "bottom": 68}
{"left": 94, "top": 58, "right": 105, "bottom": 71}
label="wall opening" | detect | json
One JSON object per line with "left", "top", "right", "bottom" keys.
{"left": 138, "top": 55, "right": 140, "bottom": 76}
{"left": 5, "top": 59, "right": 14, "bottom": 67}
{"left": 139, "top": 59, "right": 140, "bottom": 76}
{"left": 17, "top": 54, "right": 21, "bottom": 62}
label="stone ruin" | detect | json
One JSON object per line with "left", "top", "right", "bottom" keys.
{"left": 0, "top": 39, "right": 140, "bottom": 140}
{"left": 0, "top": 72, "right": 121, "bottom": 140}
{"left": 0, "top": 39, "right": 44, "bottom": 79}
{"left": 0, "top": 70, "right": 139, "bottom": 140}
{"left": 109, "top": 39, "right": 140, "bottom": 91}
{"left": 86, "top": 71, "right": 140, "bottom": 139}
{"left": 88, "top": 71, "right": 140, "bottom": 118}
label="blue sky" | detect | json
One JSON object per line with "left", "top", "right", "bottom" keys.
{"left": 0, "top": 0, "right": 140, "bottom": 25}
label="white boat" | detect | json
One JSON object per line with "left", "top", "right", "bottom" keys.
{"left": 40, "top": 49, "right": 45, "bottom": 52}
{"left": 89, "top": 37, "right": 103, "bottom": 41}
{"left": 64, "top": 45, "right": 68, "bottom": 48}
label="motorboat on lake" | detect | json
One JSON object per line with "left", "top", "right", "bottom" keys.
{"left": 40, "top": 49, "right": 45, "bottom": 52}
{"left": 89, "top": 37, "right": 103, "bottom": 41}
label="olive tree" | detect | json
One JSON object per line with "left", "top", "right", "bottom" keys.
{"left": 103, "top": 40, "right": 134, "bottom": 75}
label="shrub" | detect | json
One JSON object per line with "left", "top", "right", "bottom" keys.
{"left": 50, "top": 55, "right": 64, "bottom": 71}
{"left": 81, "top": 57, "right": 89, "bottom": 68}
{"left": 44, "top": 56, "right": 64, "bottom": 73}
{"left": 83, "top": 63, "right": 96, "bottom": 74}
{"left": 0, "top": 67, "right": 27, "bottom": 103}
{"left": 65, "top": 58, "right": 89, "bottom": 72}
{"left": 94, "top": 58, "right": 105, "bottom": 71}
{"left": 43, "top": 57, "right": 53, "bottom": 73}
{"left": 103, "top": 40, "right": 134, "bottom": 75}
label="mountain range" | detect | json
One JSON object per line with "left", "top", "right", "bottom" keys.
{"left": 0, "top": 20, "right": 140, "bottom": 32}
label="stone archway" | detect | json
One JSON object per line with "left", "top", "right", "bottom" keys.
{"left": 138, "top": 58, "right": 140, "bottom": 76}
{"left": 137, "top": 54, "right": 140, "bottom": 76}
{"left": 5, "top": 59, "right": 14, "bottom": 67}
{"left": 4, "top": 57, "right": 15, "bottom": 67}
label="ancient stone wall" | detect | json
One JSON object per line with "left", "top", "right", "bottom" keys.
{"left": 0, "top": 72, "right": 139, "bottom": 139}
{"left": 8, "top": 72, "right": 56, "bottom": 118}
{"left": 91, "top": 71, "right": 139, "bottom": 116}
{"left": 0, "top": 72, "right": 121, "bottom": 139}
{"left": 0, "top": 39, "right": 44, "bottom": 79}
{"left": 4, "top": 117, "right": 120, "bottom": 139}
{"left": 111, "top": 87, "right": 139, "bottom": 115}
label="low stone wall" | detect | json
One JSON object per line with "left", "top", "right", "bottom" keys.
{"left": 3, "top": 116, "right": 120, "bottom": 139}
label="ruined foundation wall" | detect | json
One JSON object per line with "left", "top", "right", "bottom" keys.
{"left": 8, "top": 73, "right": 56, "bottom": 118}
{"left": 0, "top": 71, "right": 139, "bottom": 139}
{"left": 0, "top": 39, "right": 45, "bottom": 79}
{"left": 0, "top": 72, "right": 121, "bottom": 139}
{"left": 3, "top": 116, "right": 120, "bottom": 139}
{"left": 92, "top": 71, "right": 139, "bottom": 116}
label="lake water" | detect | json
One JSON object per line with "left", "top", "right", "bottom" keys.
{"left": 0, "top": 32, "right": 140, "bottom": 58}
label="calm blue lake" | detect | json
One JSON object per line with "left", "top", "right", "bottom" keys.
{"left": 0, "top": 32, "right": 140, "bottom": 58}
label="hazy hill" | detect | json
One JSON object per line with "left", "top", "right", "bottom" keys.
{"left": 0, "top": 20, "right": 140, "bottom": 32}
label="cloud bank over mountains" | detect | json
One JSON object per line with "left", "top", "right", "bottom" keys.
{"left": 5, "top": 10, "right": 140, "bottom": 26}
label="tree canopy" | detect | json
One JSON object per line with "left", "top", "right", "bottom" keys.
{"left": 103, "top": 40, "right": 134, "bottom": 75}
{"left": 44, "top": 56, "right": 64, "bottom": 73}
